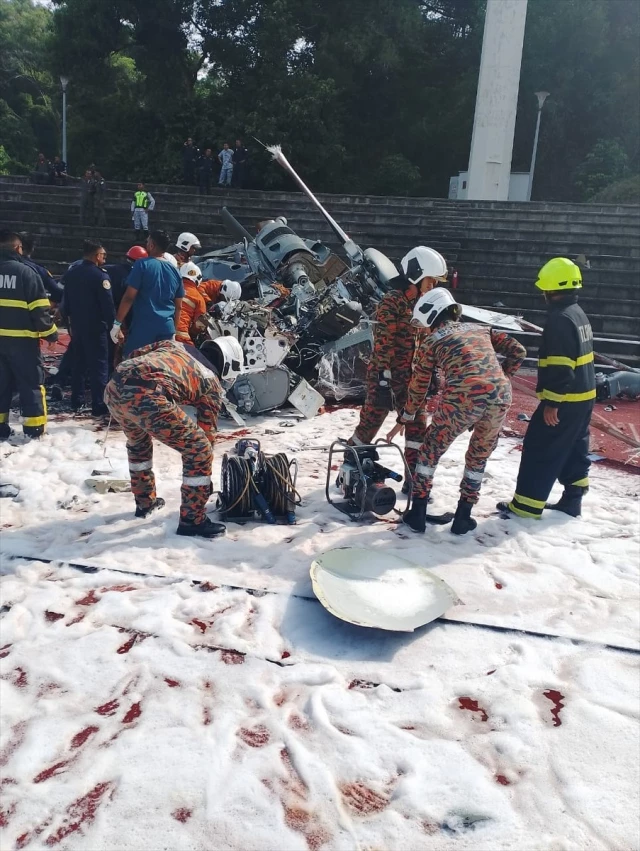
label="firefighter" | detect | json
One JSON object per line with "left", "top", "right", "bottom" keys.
{"left": 0, "top": 230, "right": 58, "bottom": 439}
{"left": 104, "top": 338, "right": 242, "bottom": 538}
{"left": 393, "top": 288, "right": 526, "bottom": 534}
{"left": 348, "top": 246, "right": 448, "bottom": 477}
{"left": 175, "top": 261, "right": 214, "bottom": 367}
{"left": 498, "top": 258, "right": 596, "bottom": 520}
{"left": 201, "top": 278, "right": 242, "bottom": 307}
{"left": 131, "top": 182, "right": 155, "bottom": 241}
{"left": 174, "top": 232, "right": 201, "bottom": 268}
{"left": 60, "top": 239, "right": 115, "bottom": 416}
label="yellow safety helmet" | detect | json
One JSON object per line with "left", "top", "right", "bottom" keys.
{"left": 535, "top": 257, "right": 582, "bottom": 292}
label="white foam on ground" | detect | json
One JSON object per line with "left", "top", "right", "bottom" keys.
{"left": 1, "top": 410, "right": 639, "bottom": 849}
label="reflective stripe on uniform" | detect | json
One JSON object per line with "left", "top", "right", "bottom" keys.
{"left": 512, "top": 492, "right": 546, "bottom": 509}
{"left": 129, "top": 460, "right": 153, "bottom": 472}
{"left": 508, "top": 500, "right": 542, "bottom": 519}
{"left": 415, "top": 464, "right": 436, "bottom": 478}
{"left": 23, "top": 414, "right": 46, "bottom": 427}
{"left": 0, "top": 412, "right": 8, "bottom": 423}
{"left": 182, "top": 297, "right": 197, "bottom": 309}
{"left": 536, "top": 388, "right": 596, "bottom": 403}
{"left": 404, "top": 440, "right": 422, "bottom": 449}
{"left": 538, "top": 352, "right": 594, "bottom": 369}
{"left": 571, "top": 477, "right": 589, "bottom": 488}
{"left": 0, "top": 299, "right": 29, "bottom": 309}
{"left": 349, "top": 434, "right": 365, "bottom": 446}
{"left": 28, "top": 298, "right": 52, "bottom": 310}
{"left": 463, "top": 468, "right": 484, "bottom": 482}
{"left": 0, "top": 325, "right": 58, "bottom": 339}
{"left": 182, "top": 475, "right": 211, "bottom": 487}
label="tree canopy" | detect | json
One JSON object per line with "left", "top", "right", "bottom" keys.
{"left": 1, "top": 0, "right": 638, "bottom": 200}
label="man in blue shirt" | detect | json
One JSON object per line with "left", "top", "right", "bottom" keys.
{"left": 111, "top": 230, "right": 184, "bottom": 358}
{"left": 61, "top": 239, "right": 115, "bottom": 416}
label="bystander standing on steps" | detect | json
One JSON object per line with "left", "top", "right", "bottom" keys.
{"left": 94, "top": 172, "right": 108, "bottom": 227}
{"left": 182, "top": 137, "right": 199, "bottom": 185}
{"left": 33, "top": 153, "right": 52, "bottom": 185}
{"left": 80, "top": 169, "right": 97, "bottom": 225}
{"left": 0, "top": 230, "right": 58, "bottom": 440}
{"left": 197, "top": 149, "right": 215, "bottom": 195}
{"left": 131, "top": 181, "right": 155, "bottom": 242}
{"left": 52, "top": 156, "right": 68, "bottom": 186}
{"left": 231, "top": 139, "right": 248, "bottom": 188}
{"left": 218, "top": 142, "right": 233, "bottom": 187}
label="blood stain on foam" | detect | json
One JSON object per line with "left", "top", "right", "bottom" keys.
{"left": 122, "top": 702, "right": 142, "bottom": 724}
{"left": 191, "top": 618, "right": 208, "bottom": 634}
{"left": 203, "top": 707, "right": 213, "bottom": 726}
{"left": 172, "top": 807, "right": 192, "bottom": 823}
{"left": 288, "top": 713, "right": 310, "bottom": 732}
{"left": 0, "top": 722, "right": 27, "bottom": 767}
{"left": 34, "top": 760, "right": 71, "bottom": 783}
{"left": 0, "top": 643, "right": 11, "bottom": 658}
{"left": 494, "top": 582, "right": 503, "bottom": 590}
{"left": 281, "top": 650, "right": 291, "bottom": 660}
{"left": 76, "top": 589, "right": 100, "bottom": 606}
{"left": 95, "top": 699, "right": 119, "bottom": 717}
{"left": 238, "top": 725, "right": 270, "bottom": 748}
{"left": 101, "top": 584, "right": 136, "bottom": 592}
{"left": 495, "top": 774, "right": 511, "bottom": 786}
{"left": 45, "top": 611, "right": 64, "bottom": 622}
{"left": 43, "top": 780, "right": 115, "bottom": 845}
{"left": 543, "top": 689, "right": 565, "bottom": 727}
{"left": 67, "top": 612, "right": 86, "bottom": 626}
{"left": 165, "top": 678, "right": 180, "bottom": 688}
{"left": 220, "top": 649, "right": 245, "bottom": 665}
{"left": 71, "top": 726, "right": 99, "bottom": 749}
{"left": 0, "top": 801, "right": 17, "bottom": 828}
{"left": 457, "top": 697, "right": 489, "bottom": 722}
{"left": 340, "top": 782, "right": 389, "bottom": 815}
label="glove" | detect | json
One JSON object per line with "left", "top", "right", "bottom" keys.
{"left": 110, "top": 321, "right": 123, "bottom": 345}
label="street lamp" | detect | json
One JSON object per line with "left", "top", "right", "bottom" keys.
{"left": 60, "top": 76, "right": 69, "bottom": 168}
{"left": 526, "top": 90, "right": 549, "bottom": 201}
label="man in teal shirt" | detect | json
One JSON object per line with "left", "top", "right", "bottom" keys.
{"left": 111, "top": 231, "right": 184, "bottom": 357}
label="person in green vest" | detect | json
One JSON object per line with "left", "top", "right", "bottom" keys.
{"left": 130, "top": 182, "right": 156, "bottom": 242}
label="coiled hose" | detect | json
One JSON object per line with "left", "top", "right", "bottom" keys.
{"left": 219, "top": 451, "right": 301, "bottom": 523}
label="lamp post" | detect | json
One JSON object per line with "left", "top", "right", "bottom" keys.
{"left": 60, "top": 76, "right": 69, "bottom": 168}
{"left": 526, "top": 90, "right": 549, "bottom": 201}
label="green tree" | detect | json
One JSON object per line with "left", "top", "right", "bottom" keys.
{"left": 573, "top": 139, "right": 630, "bottom": 200}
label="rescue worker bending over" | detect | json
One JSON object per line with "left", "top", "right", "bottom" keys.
{"left": 0, "top": 230, "right": 58, "bottom": 439}
{"left": 175, "top": 261, "right": 218, "bottom": 372}
{"left": 498, "top": 258, "right": 596, "bottom": 519}
{"left": 349, "top": 246, "right": 447, "bottom": 477}
{"left": 395, "top": 289, "right": 526, "bottom": 535}
{"left": 200, "top": 277, "right": 243, "bottom": 307}
{"left": 105, "top": 339, "right": 241, "bottom": 538}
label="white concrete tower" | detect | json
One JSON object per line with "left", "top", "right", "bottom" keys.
{"left": 466, "top": 0, "right": 528, "bottom": 201}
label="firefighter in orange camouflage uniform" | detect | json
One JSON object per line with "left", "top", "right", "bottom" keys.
{"left": 104, "top": 339, "right": 229, "bottom": 538}
{"left": 349, "top": 246, "right": 449, "bottom": 477}
{"left": 394, "top": 288, "right": 526, "bottom": 535}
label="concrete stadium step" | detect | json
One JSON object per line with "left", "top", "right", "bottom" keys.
{"left": 463, "top": 275, "right": 639, "bottom": 302}
{"left": 457, "top": 287, "right": 638, "bottom": 320}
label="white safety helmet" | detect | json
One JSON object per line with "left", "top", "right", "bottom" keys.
{"left": 220, "top": 279, "right": 243, "bottom": 301}
{"left": 162, "top": 252, "right": 178, "bottom": 268}
{"left": 206, "top": 336, "right": 244, "bottom": 384}
{"left": 412, "top": 287, "right": 458, "bottom": 329}
{"left": 176, "top": 231, "right": 201, "bottom": 253}
{"left": 179, "top": 261, "right": 203, "bottom": 284}
{"left": 401, "top": 246, "right": 448, "bottom": 284}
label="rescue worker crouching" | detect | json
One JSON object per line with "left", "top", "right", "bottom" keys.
{"left": 104, "top": 338, "right": 243, "bottom": 538}
{"left": 348, "top": 245, "right": 448, "bottom": 479}
{"left": 0, "top": 230, "right": 58, "bottom": 439}
{"left": 498, "top": 258, "right": 596, "bottom": 520}
{"left": 395, "top": 288, "right": 526, "bottom": 535}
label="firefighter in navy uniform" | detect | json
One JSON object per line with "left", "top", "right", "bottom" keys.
{"left": 0, "top": 230, "right": 58, "bottom": 439}
{"left": 348, "top": 246, "right": 448, "bottom": 478}
{"left": 60, "top": 239, "right": 115, "bottom": 416}
{"left": 498, "top": 258, "right": 596, "bottom": 519}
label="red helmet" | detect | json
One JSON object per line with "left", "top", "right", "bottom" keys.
{"left": 126, "top": 245, "right": 148, "bottom": 261}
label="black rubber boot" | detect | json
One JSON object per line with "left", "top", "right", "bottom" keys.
{"left": 0, "top": 424, "right": 14, "bottom": 441}
{"left": 176, "top": 516, "right": 226, "bottom": 538}
{"left": 496, "top": 501, "right": 514, "bottom": 517}
{"left": 545, "top": 485, "right": 586, "bottom": 518}
{"left": 49, "top": 384, "right": 63, "bottom": 402}
{"left": 451, "top": 499, "right": 478, "bottom": 535}
{"left": 135, "top": 497, "right": 165, "bottom": 518}
{"left": 403, "top": 497, "right": 428, "bottom": 533}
